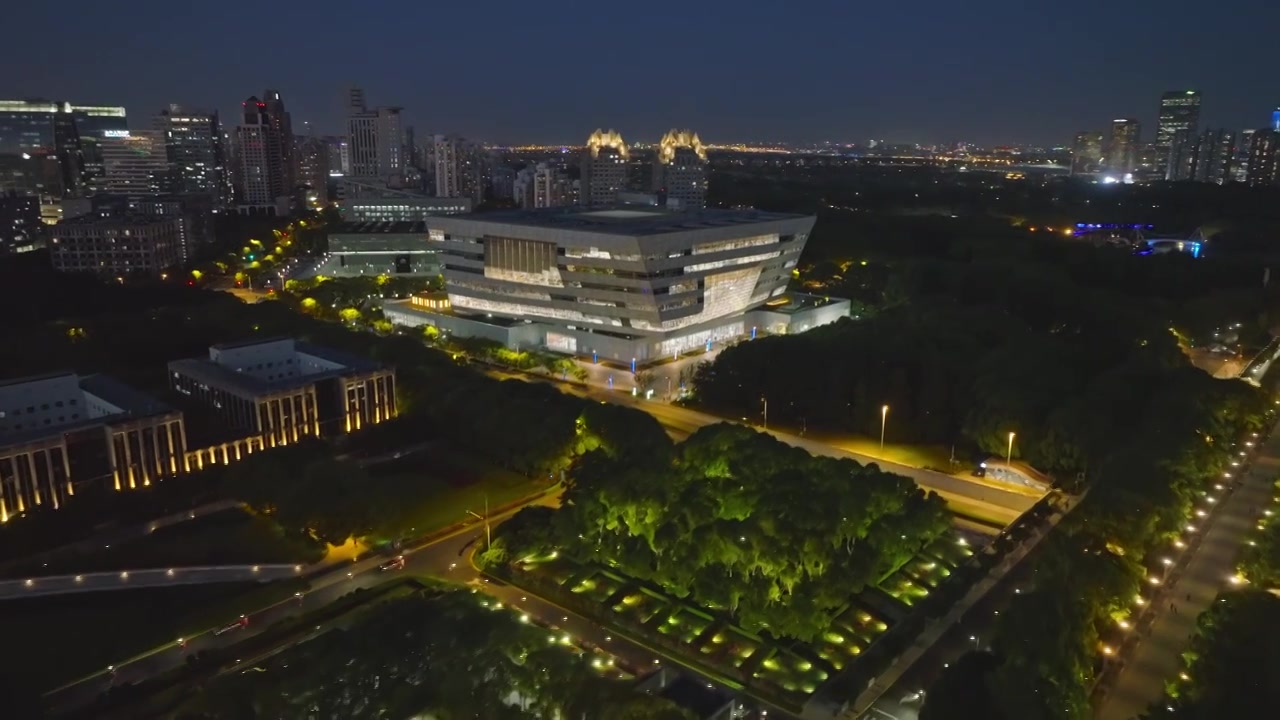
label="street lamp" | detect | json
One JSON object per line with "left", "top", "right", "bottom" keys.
{"left": 762, "top": 397, "right": 768, "bottom": 430}
{"left": 1006, "top": 431, "right": 1016, "bottom": 465}
{"left": 880, "top": 405, "right": 889, "bottom": 450}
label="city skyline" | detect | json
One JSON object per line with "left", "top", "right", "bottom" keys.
{"left": 4, "top": 1, "right": 1280, "bottom": 146}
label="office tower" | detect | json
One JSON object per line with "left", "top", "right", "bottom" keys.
{"left": 429, "top": 206, "right": 814, "bottom": 359}
{"left": 432, "top": 135, "right": 484, "bottom": 203}
{"left": 346, "top": 87, "right": 404, "bottom": 186}
{"left": 1233, "top": 129, "right": 1256, "bottom": 183}
{"left": 296, "top": 135, "right": 330, "bottom": 207}
{"left": 1190, "top": 129, "right": 1236, "bottom": 184}
{"left": 1156, "top": 91, "right": 1202, "bottom": 179}
{"left": 154, "top": 105, "right": 228, "bottom": 205}
{"left": 72, "top": 106, "right": 129, "bottom": 191}
{"left": 325, "top": 136, "right": 349, "bottom": 176}
{"left": 0, "top": 100, "right": 127, "bottom": 196}
{"left": 1069, "top": 131, "right": 1105, "bottom": 174}
{"left": 235, "top": 96, "right": 290, "bottom": 208}
{"left": 580, "top": 129, "right": 628, "bottom": 208}
{"left": 654, "top": 129, "right": 709, "bottom": 208}
{"left": 1106, "top": 119, "right": 1140, "bottom": 174}
{"left": 50, "top": 215, "right": 183, "bottom": 277}
{"left": 260, "top": 90, "right": 295, "bottom": 191}
{"left": 99, "top": 130, "right": 167, "bottom": 197}
{"left": 1247, "top": 130, "right": 1280, "bottom": 187}
{"left": 1167, "top": 129, "right": 1197, "bottom": 181}
{"left": 0, "top": 191, "right": 42, "bottom": 253}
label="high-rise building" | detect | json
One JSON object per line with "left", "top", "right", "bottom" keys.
{"left": 1190, "top": 129, "right": 1236, "bottom": 184}
{"left": 260, "top": 90, "right": 295, "bottom": 192}
{"left": 154, "top": 105, "right": 228, "bottom": 205}
{"left": 99, "top": 130, "right": 167, "bottom": 197}
{"left": 1233, "top": 129, "right": 1256, "bottom": 183}
{"left": 295, "top": 135, "right": 330, "bottom": 207}
{"left": 533, "top": 163, "right": 573, "bottom": 208}
{"left": 0, "top": 100, "right": 127, "bottom": 196}
{"left": 654, "top": 129, "right": 709, "bottom": 208}
{"left": 1247, "top": 130, "right": 1280, "bottom": 187}
{"left": 580, "top": 129, "right": 628, "bottom": 208}
{"left": 1105, "top": 119, "right": 1140, "bottom": 174}
{"left": 0, "top": 191, "right": 42, "bottom": 253}
{"left": 1156, "top": 91, "right": 1202, "bottom": 179}
{"left": 1167, "top": 129, "right": 1197, "bottom": 182}
{"left": 235, "top": 96, "right": 291, "bottom": 210}
{"left": 346, "top": 87, "right": 404, "bottom": 186}
{"left": 432, "top": 135, "right": 484, "bottom": 203}
{"left": 1070, "top": 131, "right": 1105, "bottom": 175}
{"left": 513, "top": 166, "right": 535, "bottom": 209}
{"left": 1273, "top": 109, "right": 1280, "bottom": 132}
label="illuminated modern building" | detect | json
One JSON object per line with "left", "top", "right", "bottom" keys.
{"left": 1157, "top": 91, "right": 1202, "bottom": 179}
{"left": 1233, "top": 129, "right": 1256, "bottom": 183}
{"left": 580, "top": 129, "right": 629, "bottom": 208}
{"left": 653, "top": 129, "right": 708, "bottom": 208}
{"left": 0, "top": 372, "right": 187, "bottom": 521}
{"left": 534, "top": 163, "right": 575, "bottom": 208}
{"left": 341, "top": 193, "right": 471, "bottom": 222}
{"left": 168, "top": 338, "right": 396, "bottom": 444}
{"left": 296, "top": 134, "right": 330, "bottom": 206}
{"left": 1105, "top": 119, "right": 1140, "bottom": 174}
{"left": 0, "top": 100, "right": 127, "bottom": 196}
{"left": 98, "top": 130, "right": 167, "bottom": 197}
{"left": 420, "top": 205, "right": 822, "bottom": 361}
{"left": 317, "top": 221, "right": 440, "bottom": 277}
{"left": 154, "top": 105, "right": 229, "bottom": 205}
{"left": 49, "top": 214, "right": 183, "bottom": 277}
{"left": 1070, "top": 131, "right": 1104, "bottom": 174}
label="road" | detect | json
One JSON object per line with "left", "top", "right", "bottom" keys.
{"left": 1094, "top": 428, "right": 1276, "bottom": 720}
{"left": 43, "top": 493, "right": 560, "bottom": 715}
{"left": 541, "top": 374, "right": 1041, "bottom": 523}
{"left": 0, "top": 564, "right": 304, "bottom": 600}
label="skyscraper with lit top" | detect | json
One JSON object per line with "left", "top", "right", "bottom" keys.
{"left": 653, "top": 129, "right": 708, "bottom": 208}
{"left": 580, "top": 129, "right": 628, "bottom": 208}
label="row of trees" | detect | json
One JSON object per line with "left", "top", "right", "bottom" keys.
{"left": 484, "top": 423, "right": 951, "bottom": 642}
{"left": 177, "top": 589, "right": 695, "bottom": 719}
{"left": 919, "top": 368, "right": 1266, "bottom": 719}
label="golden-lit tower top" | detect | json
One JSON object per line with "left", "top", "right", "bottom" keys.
{"left": 586, "top": 129, "right": 629, "bottom": 160}
{"left": 658, "top": 129, "right": 707, "bottom": 164}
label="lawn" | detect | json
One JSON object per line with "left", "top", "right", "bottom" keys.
{"left": 4, "top": 508, "right": 325, "bottom": 577}
{"left": 366, "top": 450, "right": 552, "bottom": 543}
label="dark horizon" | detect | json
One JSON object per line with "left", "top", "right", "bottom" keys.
{"left": 4, "top": 0, "right": 1280, "bottom": 147}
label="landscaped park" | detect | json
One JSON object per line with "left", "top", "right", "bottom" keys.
{"left": 478, "top": 422, "right": 991, "bottom": 712}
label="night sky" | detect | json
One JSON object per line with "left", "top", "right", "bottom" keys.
{"left": 4, "top": 0, "right": 1279, "bottom": 146}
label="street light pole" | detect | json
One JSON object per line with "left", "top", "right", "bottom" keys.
{"left": 880, "top": 405, "right": 890, "bottom": 450}
{"left": 762, "top": 397, "right": 768, "bottom": 430}
{"left": 1006, "top": 432, "right": 1016, "bottom": 466}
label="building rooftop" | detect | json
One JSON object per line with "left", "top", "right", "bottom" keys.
{"left": 171, "top": 339, "right": 384, "bottom": 399}
{"left": 329, "top": 221, "right": 430, "bottom": 235}
{"left": 437, "top": 205, "right": 811, "bottom": 236}
{"left": 55, "top": 214, "right": 182, "bottom": 228}
{"left": 758, "top": 292, "right": 845, "bottom": 315}
{"left": 0, "top": 372, "right": 175, "bottom": 447}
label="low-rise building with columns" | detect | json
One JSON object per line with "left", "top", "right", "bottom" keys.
{"left": 0, "top": 373, "right": 186, "bottom": 522}
{"left": 168, "top": 337, "right": 396, "bottom": 445}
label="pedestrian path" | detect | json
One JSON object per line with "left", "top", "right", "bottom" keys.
{"left": 1094, "top": 433, "right": 1279, "bottom": 720}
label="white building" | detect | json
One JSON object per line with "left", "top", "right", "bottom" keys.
{"left": 346, "top": 87, "right": 404, "bottom": 185}
{"left": 382, "top": 205, "right": 838, "bottom": 362}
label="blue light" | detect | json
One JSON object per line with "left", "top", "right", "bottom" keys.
{"left": 1273, "top": 109, "right": 1280, "bottom": 132}
{"left": 592, "top": 350, "right": 598, "bottom": 364}
{"left": 1192, "top": 242, "right": 1201, "bottom": 258}
{"left": 1076, "top": 223, "right": 1086, "bottom": 228}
